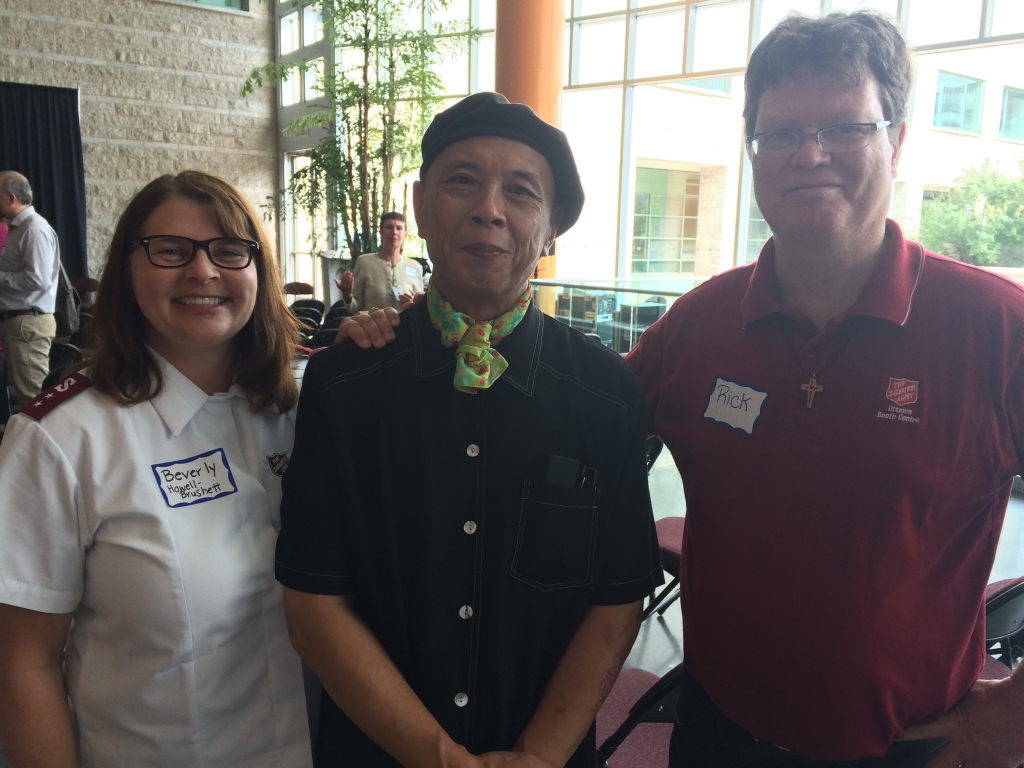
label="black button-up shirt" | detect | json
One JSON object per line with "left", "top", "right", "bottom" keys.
{"left": 276, "top": 299, "right": 663, "bottom": 767}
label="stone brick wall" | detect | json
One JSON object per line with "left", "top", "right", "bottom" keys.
{"left": 0, "top": 0, "right": 278, "bottom": 275}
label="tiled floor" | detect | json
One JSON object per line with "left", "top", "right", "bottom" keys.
{"left": 1, "top": 458, "right": 1021, "bottom": 768}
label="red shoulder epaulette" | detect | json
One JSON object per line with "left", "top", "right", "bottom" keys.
{"left": 19, "top": 372, "right": 93, "bottom": 421}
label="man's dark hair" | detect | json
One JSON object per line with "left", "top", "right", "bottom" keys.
{"left": 0, "top": 173, "right": 33, "bottom": 206}
{"left": 743, "top": 11, "right": 912, "bottom": 138}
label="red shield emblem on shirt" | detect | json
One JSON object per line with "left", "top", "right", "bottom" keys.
{"left": 266, "top": 452, "right": 290, "bottom": 477}
{"left": 886, "top": 378, "right": 919, "bottom": 406}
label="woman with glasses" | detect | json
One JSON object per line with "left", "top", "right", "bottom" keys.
{"left": 0, "top": 171, "right": 313, "bottom": 768}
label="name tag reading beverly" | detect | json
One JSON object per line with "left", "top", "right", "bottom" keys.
{"left": 703, "top": 377, "right": 768, "bottom": 435}
{"left": 152, "top": 448, "right": 238, "bottom": 508}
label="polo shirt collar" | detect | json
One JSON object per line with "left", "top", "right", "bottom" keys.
{"left": 148, "top": 349, "right": 246, "bottom": 436}
{"left": 740, "top": 219, "right": 923, "bottom": 328}
{"left": 9, "top": 207, "right": 34, "bottom": 227}
{"left": 411, "top": 296, "right": 544, "bottom": 396}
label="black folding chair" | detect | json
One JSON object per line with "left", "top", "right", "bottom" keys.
{"left": 291, "top": 298, "right": 325, "bottom": 315}
{"left": 597, "top": 663, "right": 683, "bottom": 766}
{"left": 49, "top": 342, "right": 83, "bottom": 374}
{"left": 312, "top": 328, "right": 340, "bottom": 348}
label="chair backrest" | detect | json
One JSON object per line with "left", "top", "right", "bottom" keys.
{"left": 292, "top": 298, "right": 325, "bottom": 314}
{"left": 284, "top": 281, "right": 315, "bottom": 296}
{"left": 292, "top": 307, "right": 323, "bottom": 325}
{"left": 987, "top": 578, "right": 1024, "bottom": 642}
{"left": 312, "top": 328, "right": 339, "bottom": 348}
{"left": 324, "top": 308, "right": 351, "bottom": 326}
{"left": 49, "top": 342, "right": 83, "bottom": 374}
{"left": 645, "top": 436, "right": 664, "bottom": 474}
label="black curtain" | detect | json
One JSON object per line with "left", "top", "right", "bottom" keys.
{"left": 0, "top": 82, "right": 88, "bottom": 279}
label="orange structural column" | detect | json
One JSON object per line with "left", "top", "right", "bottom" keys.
{"left": 495, "top": 0, "right": 565, "bottom": 282}
{"left": 495, "top": 0, "right": 563, "bottom": 125}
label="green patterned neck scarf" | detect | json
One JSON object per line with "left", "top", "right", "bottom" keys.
{"left": 427, "top": 283, "right": 532, "bottom": 394}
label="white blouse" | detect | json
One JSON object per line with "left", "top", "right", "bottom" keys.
{"left": 0, "top": 355, "right": 313, "bottom": 768}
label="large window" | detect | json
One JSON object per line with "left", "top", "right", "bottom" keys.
{"left": 933, "top": 71, "right": 984, "bottom": 132}
{"left": 1000, "top": 87, "right": 1024, "bottom": 141}
{"left": 632, "top": 168, "right": 699, "bottom": 274}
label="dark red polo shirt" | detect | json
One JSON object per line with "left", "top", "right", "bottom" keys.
{"left": 626, "top": 221, "right": 1024, "bottom": 760}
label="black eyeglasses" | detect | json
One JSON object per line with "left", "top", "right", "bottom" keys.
{"left": 128, "top": 236, "right": 259, "bottom": 269}
{"left": 747, "top": 121, "right": 892, "bottom": 157}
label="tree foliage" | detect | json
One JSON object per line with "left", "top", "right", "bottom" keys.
{"left": 919, "top": 160, "right": 1024, "bottom": 267}
{"left": 244, "top": 1, "right": 471, "bottom": 259}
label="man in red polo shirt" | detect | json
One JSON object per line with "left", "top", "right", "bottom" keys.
{"left": 625, "top": 11, "right": 1024, "bottom": 768}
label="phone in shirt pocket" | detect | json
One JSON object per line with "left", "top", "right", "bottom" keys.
{"left": 510, "top": 479, "right": 599, "bottom": 591}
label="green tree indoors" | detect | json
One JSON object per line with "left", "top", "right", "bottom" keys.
{"left": 244, "top": 1, "right": 472, "bottom": 259}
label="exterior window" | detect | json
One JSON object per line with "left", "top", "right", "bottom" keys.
{"left": 633, "top": 11, "right": 686, "bottom": 79}
{"left": 281, "top": 67, "right": 301, "bottom": 106}
{"left": 1000, "top": 87, "right": 1024, "bottom": 141}
{"left": 933, "top": 71, "right": 983, "bottom": 133}
{"left": 280, "top": 12, "right": 300, "bottom": 55}
{"left": 690, "top": 1, "right": 750, "bottom": 72}
{"left": 303, "top": 5, "right": 324, "bottom": 46}
{"left": 632, "top": 168, "right": 699, "bottom": 275}
{"left": 577, "top": 19, "right": 626, "bottom": 84}
{"left": 303, "top": 58, "right": 324, "bottom": 102}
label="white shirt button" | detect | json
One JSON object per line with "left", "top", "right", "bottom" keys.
{"left": 463, "top": 521, "right": 477, "bottom": 535}
{"left": 454, "top": 692, "right": 469, "bottom": 707}
{"left": 459, "top": 605, "right": 474, "bottom": 619}
{"left": 466, "top": 444, "right": 480, "bottom": 457}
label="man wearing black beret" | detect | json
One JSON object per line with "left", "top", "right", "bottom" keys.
{"left": 275, "top": 92, "right": 663, "bottom": 767}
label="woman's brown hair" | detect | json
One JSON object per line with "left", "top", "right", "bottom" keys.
{"left": 88, "top": 171, "right": 300, "bottom": 412}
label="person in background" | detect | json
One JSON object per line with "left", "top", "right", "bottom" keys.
{"left": 0, "top": 172, "right": 60, "bottom": 403}
{"left": 276, "top": 92, "right": 663, "bottom": 768}
{"left": 337, "top": 212, "right": 424, "bottom": 312}
{"left": 0, "top": 171, "right": 313, "bottom": 768}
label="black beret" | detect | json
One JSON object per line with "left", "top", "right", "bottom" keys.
{"left": 419, "top": 92, "right": 584, "bottom": 235}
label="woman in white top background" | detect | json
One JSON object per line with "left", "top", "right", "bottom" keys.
{"left": 337, "top": 212, "right": 424, "bottom": 312}
{"left": 0, "top": 171, "right": 313, "bottom": 768}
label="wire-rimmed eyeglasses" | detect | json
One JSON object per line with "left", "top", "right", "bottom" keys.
{"left": 747, "top": 121, "right": 892, "bottom": 157}
{"left": 128, "top": 236, "right": 259, "bottom": 269}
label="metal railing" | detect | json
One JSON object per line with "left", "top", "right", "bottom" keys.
{"left": 531, "top": 277, "right": 705, "bottom": 354}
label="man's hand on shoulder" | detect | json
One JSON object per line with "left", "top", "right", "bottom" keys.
{"left": 333, "top": 308, "right": 401, "bottom": 348}
{"left": 902, "top": 676, "right": 1024, "bottom": 767}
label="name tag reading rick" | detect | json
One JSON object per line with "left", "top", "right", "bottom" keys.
{"left": 703, "top": 377, "right": 768, "bottom": 435}
{"left": 152, "top": 448, "right": 238, "bottom": 508}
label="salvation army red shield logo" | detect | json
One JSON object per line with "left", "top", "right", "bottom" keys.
{"left": 886, "top": 378, "right": 919, "bottom": 406}
{"left": 266, "top": 452, "right": 290, "bottom": 477}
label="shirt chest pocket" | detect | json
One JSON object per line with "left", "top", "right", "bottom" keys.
{"left": 510, "top": 481, "right": 599, "bottom": 591}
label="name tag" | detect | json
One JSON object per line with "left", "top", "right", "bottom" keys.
{"left": 152, "top": 448, "right": 238, "bottom": 508}
{"left": 405, "top": 266, "right": 418, "bottom": 277}
{"left": 703, "top": 377, "right": 768, "bottom": 435}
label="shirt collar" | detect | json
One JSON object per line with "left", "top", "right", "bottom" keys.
{"left": 9, "top": 207, "right": 34, "bottom": 227}
{"left": 740, "top": 219, "right": 924, "bottom": 328}
{"left": 411, "top": 297, "right": 544, "bottom": 396}
{"left": 148, "top": 349, "right": 246, "bottom": 436}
